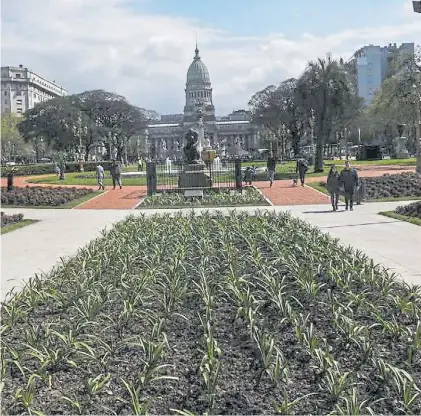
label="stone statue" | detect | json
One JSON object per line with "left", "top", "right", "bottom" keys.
{"left": 197, "top": 108, "right": 204, "bottom": 122}
{"left": 183, "top": 129, "right": 201, "bottom": 164}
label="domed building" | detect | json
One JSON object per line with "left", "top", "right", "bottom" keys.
{"left": 145, "top": 45, "right": 263, "bottom": 159}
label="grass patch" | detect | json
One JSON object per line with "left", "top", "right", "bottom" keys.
{"left": 138, "top": 187, "right": 269, "bottom": 209}
{"left": 1, "top": 211, "right": 420, "bottom": 415}
{"left": 379, "top": 211, "right": 421, "bottom": 226}
{"left": 0, "top": 219, "right": 38, "bottom": 234}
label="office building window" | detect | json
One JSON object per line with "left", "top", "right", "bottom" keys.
{"left": 17, "top": 108, "right": 22, "bottom": 114}
{"left": 4, "top": 91, "right": 6, "bottom": 96}
{"left": 16, "top": 99, "right": 22, "bottom": 104}
{"left": 16, "top": 74, "right": 21, "bottom": 78}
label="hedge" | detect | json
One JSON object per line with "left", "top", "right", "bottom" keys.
{"left": 0, "top": 161, "right": 113, "bottom": 177}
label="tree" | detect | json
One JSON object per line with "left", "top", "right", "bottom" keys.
{"left": 18, "top": 96, "right": 89, "bottom": 158}
{"left": 18, "top": 89, "right": 155, "bottom": 163}
{"left": 249, "top": 79, "right": 303, "bottom": 157}
{"left": 296, "top": 56, "right": 357, "bottom": 171}
{"left": 74, "top": 90, "right": 150, "bottom": 162}
{"left": 1, "top": 113, "right": 32, "bottom": 160}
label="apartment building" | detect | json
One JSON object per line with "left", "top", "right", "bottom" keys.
{"left": 354, "top": 43, "right": 414, "bottom": 104}
{"left": 1, "top": 65, "right": 67, "bottom": 115}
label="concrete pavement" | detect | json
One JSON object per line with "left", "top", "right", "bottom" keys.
{"left": 1, "top": 201, "right": 420, "bottom": 301}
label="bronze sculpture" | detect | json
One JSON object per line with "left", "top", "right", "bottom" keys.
{"left": 183, "top": 129, "right": 201, "bottom": 164}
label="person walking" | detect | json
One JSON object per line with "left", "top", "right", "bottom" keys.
{"left": 266, "top": 152, "right": 277, "bottom": 187}
{"left": 110, "top": 160, "right": 122, "bottom": 190}
{"left": 54, "top": 163, "right": 61, "bottom": 178}
{"left": 295, "top": 156, "right": 309, "bottom": 186}
{"left": 96, "top": 163, "right": 105, "bottom": 190}
{"left": 326, "top": 164, "right": 340, "bottom": 211}
{"left": 339, "top": 161, "right": 358, "bottom": 211}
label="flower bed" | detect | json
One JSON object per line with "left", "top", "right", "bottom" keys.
{"left": 363, "top": 173, "right": 421, "bottom": 200}
{"left": 1, "top": 212, "right": 24, "bottom": 227}
{"left": 395, "top": 200, "right": 421, "bottom": 220}
{"left": 2, "top": 212, "right": 420, "bottom": 415}
{"left": 1, "top": 186, "right": 93, "bottom": 206}
{"left": 139, "top": 187, "right": 268, "bottom": 208}
{"left": 316, "top": 173, "right": 421, "bottom": 201}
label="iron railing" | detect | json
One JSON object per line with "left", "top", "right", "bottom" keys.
{"left": 146, "top": 160, "right": 241, "bottom": 195}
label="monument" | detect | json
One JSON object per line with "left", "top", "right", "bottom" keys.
{"left": 395, "top": 123, "right": 410, "bottom": 159}
{"left": 178, "top": 114, "right": 212, "bottom": 195}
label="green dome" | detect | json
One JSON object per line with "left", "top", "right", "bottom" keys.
{"left": 186, "top": 47, "right": 211, "bottom": 85}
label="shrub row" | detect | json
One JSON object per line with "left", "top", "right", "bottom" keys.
{"left": 1, "top": 186, "right": 93, "bottom": 206}
{"left": 0, "top": 161, "right": 113, "bottom": 177}
{"left": 1, "top": 212, "right": 24, "bottom": 227}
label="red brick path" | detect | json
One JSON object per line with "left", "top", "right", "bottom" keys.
{"left": 1, "top": 166, "right": 415, "bottom": 209}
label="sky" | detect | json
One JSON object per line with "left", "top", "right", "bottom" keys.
{"left": 1, "top": 0, "right": 420, "bottom": 116}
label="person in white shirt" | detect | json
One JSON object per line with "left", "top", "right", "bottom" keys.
{"left": 96, "top": 163, "right": 105, "bottom": 190}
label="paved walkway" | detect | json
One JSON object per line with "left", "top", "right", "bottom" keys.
{"left": 1, "top": 166, "right": 416, "bottom": 210}
{"left": 2, "top": 201, "right": 420, "bottom": 301}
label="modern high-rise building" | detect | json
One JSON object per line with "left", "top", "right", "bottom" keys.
{"left": 1, "top": 65, "right": 67, "bottom": 115}
{"left": 353, "top": 43, "right": 414, "bottom": 104}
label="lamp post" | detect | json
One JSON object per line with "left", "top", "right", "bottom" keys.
{"left": 308, "top": 109, "right": 315, "bottom": 164}
{"left": 72, "top": 114, "right": 86, "bottom": 172}
{"left": 414, "top": 83, "right": 421, "bottom": 173}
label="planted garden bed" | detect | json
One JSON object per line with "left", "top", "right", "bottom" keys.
{"left": 2, "top": 212, "right": 420, "bottom": 415}
{"left": 380, "top": 201, "right": 421, "bottom": 226}
{"left": 314, "top": 172, "right": 421, "bottom": 201}
{"left": 139, "top": 187, "right": 268, "bottom": 208}
{"left": 1, "top": 212, "right": 38, "bottom": 234}
{"left": 1, "top": 186, "right": 94, "bottom": 207}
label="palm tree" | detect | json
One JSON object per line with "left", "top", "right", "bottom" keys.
{"left": 296, "top": 56, "right": 355, "bottom": 172}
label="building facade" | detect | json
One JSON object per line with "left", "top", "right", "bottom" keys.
{"left": 355, "top": 43, "right": 414, "bottom": 104}
{"left": 1, "top": 65, "right": 67, "bottom": 115}
{"left": 145, "top": 46, "right": 263, "bottom": 159}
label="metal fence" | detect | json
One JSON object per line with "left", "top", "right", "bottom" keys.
{"left": 146, "top": 160, "right": 242, "bottom": 195}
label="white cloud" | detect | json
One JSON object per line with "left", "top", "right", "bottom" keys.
{"left": 1, "top": 0, "right": 420, "bottom": 115}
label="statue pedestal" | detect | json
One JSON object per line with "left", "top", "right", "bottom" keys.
{"left": 178, "top": 163, "right": 211, "bottom": 191}
{"left": 395, "top": 136, "right": 409, "bottom": 159}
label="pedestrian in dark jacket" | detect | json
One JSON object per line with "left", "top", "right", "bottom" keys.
{"left": 243, "top": 167, "right": 252, "bottom": 185}
{"left": 296, "top": 157, "right": 308, "bottom": 186}
{"left": 110, "top": 160, "right": 122, "bottom": 190}
{"left": 339, "top": 161, "right": 358, "bottom": 210}
{"left": 326, "top": 164, "right": 340, "bottom": 211}
{"left": 267, "top": 153, "right": 277, "bottom": 187}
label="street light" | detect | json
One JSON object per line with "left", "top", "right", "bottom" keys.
{"left": 413, "top": 1, "right": 421, "bottom": 13}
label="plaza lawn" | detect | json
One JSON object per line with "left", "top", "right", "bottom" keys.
{"left": 139, "top": 187, "right": 269, "bottom": 208}
{"left": 27, "top": 172, "right": 152, "bottom": 186}
{"left": 1, "top": 212, "right": 420, "bottom": 415}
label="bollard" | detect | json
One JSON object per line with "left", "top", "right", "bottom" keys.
{"left": 7, "top": 172, "right": 14, "bottom": 191}
{"left": 146, "top": 161, "right": 157, "bottom": 196}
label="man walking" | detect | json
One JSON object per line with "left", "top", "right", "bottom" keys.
{"left": 110, "top": 160, "right": 122, "bottom": 190}
{"left": 96, "top": 163, "right": 105, "bottom": 190}
{"left": 266, "top": 152, "right": 277, "bottom": 187}
{"left": 295, "top": 156, "right": 309, "bottom": 186}
{"left": 339, "top": 161, "right": 358, "bottom": 210}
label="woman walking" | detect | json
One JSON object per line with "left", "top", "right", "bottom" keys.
{"left": 327, "top": 165, "right": 340, "bottom": 211}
